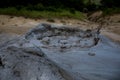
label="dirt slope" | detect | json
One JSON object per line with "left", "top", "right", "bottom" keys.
{"left": 0, "top": 14, "right": 120, "bottom": 42}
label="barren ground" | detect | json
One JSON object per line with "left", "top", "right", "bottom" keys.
{"left": 0, "top": 14, "right": 120, "bottom": 43}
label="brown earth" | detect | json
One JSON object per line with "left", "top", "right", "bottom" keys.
{"left": 0, "top": 14, "right": 120, "bottom": 43}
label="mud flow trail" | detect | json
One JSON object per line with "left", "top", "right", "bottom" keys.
{"left": 24, "top": 23, "right": 120, "bottom": 80}
{"left": 0, "top": 23, "right": 120, "bottom": 80}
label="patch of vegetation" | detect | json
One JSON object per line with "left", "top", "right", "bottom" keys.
{"left": 0, "top": 0, "right": 120, "bottom": 19}
{"left": 0, "top": 7, "right": 85, "bottom": 20}
{"left": 47, "top": 18, "right": 55, "bottom": 22}
{"left": 102, "top": 8, "right": 120, "bottom": 16}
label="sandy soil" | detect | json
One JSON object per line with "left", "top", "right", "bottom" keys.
{"left": 0, "top": 15, "right": 98, "bottom": 34}
{"left": 0, "top": 14, "right": 120, "bottom": 42}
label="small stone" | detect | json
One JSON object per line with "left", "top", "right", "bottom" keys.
{"left": 88, "top": 52, "right": 96, "bottom": 56}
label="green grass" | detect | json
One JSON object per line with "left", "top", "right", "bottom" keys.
{"left": 0, "top": 7, "right": 85, "bottom": 20}
{"left": 102, "top": 7, "right": 120, "bottom": 16}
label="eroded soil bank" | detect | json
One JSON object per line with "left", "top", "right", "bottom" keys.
{"left": 0, "top": 14, "right": 120, "bottom": 42}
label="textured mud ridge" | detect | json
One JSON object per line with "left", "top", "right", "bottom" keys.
{"left": 0, "top": 24, "right": 75, "bottom": 80}
{"left": 0, "top": 23, "right": 100, "bottom": 80}
{"left": 0, "top": 43, "right": 73, "bottom": 80}
{"left": 25, "top": 23, "right": 100, "bottom": 51}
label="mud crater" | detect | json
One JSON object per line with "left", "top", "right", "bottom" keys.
{"left": 25, "top": 23, "right": 100, "bottom": 52}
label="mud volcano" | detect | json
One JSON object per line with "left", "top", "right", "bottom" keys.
{"left": 25, "top": 23, "right": 120, "bottom": 80}
{"left": 25, "top": 23, "right": 100, "bottom": 52}
{"left": 0, "top": 23, "right": 120, "bottom": 80}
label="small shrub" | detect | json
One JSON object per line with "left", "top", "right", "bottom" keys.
{"left": 47, "top": 18, "right": 55, "bottom": 22}
{"left": 69, "top": 8, "right": 76, "bottom": 14}
{"left": 60, "top": 20, "right": 66, "bottom": 24}
{"left": 9, "top": 16, "right": 14, "bottom": 19}
{"left": 102, "top": 8, "right": 120, "bottom": 15}
{"left": 0, "top": 7, "right": 85, "bottom": 20}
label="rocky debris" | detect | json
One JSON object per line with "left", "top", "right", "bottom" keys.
{"left": 88, "top": 52, "right": 96, "bottom": 56}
